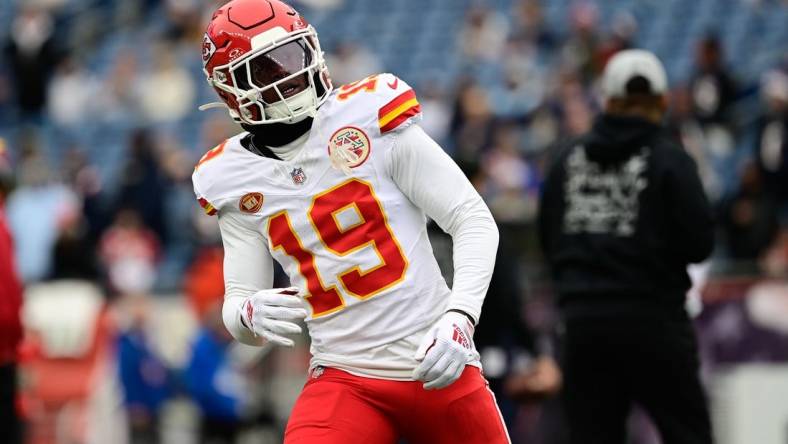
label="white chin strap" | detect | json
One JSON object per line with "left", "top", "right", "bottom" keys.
{"left": 264, "top": 88, "right": 316, "bottom": 123}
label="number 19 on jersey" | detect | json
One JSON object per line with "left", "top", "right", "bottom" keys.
{"left": 268, "top": 178, "right": 409, "bottom": 317}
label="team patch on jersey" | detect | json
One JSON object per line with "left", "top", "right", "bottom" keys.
{"left": 328, "top": 126, "right": 371, "bottom": 169}
{"left": 378, "top": 89, "right": 420, "bottom": 134}
{"left": 239, "top": 192, "right": 264, "bottom": 214}
{"left": 198, "top": 197, "right": 217, "bottom": 216}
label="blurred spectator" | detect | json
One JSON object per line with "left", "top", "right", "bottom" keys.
{"left": 556, "top": 75, "right": 595, "bottom": 136}
{"left": 112, "top": 0, "right": 148, "bottom": 29}
{"left": 138, "top": 45, "right": 196, "bottom": 123}
{"left": 482, "top": 124, "right": 540, "bottom": 224}
{"left": 164, "top": 0, "right": 204, "bottom": 43}
{"left": 592, "top": 12, "right": 637, "bottom": 72}
{"left": 539, "top": 50, "right": 715, "bottom": 444}
{"left": 183, "top": 282, "right": 276, "bottom": 442}
{"left": 96, "top": 49, "right": 142, "bottom": 123}
{"left": 559, "top": 1, "right": 600, "bottom": 83}
{"left": 99, "top": 208, "right": 160, "bottom": 296}
{"left": 324, "top": 42, "right": 382, "bottom": 86}
{"left": 50, "top": 203, "right": 98, "bottom": 281}
{"left": 117, "top": 129, "right": 169, "bottom": 242}
{"left": 20, "top": 280, "right": 115, "bottom": 444}
{"left": 522, "top": 107, "right": 560, "bottom": 156}
{"left": 760, "top": 227, "right": 788, "bottom": 277}
{"left": 0, "top": 142, "right": 23, "bottom": 444}
{"left": 185, "top": 317, "right": 251, "bottom": 444}
{"left": 509, "top": 0, "right": 556, "bottom": 51}
{"left": 754, "top": 69, "right": 788, "bottom": 201}
{"left": 417, "top": 80, "right": 452, "bottom": 146}
{"left": 294, "top": 0, "right": 344, "bottom": 10}
{"left": 117, "top": 295, "right": 174, "bottom": 444}
{"left": 689, "top": 34, "right": 738, "bottom": 127}
{"left": 667, "top": 85, "right": 724, "bottom": 202}
{"left": 157, "top": 142, "right": 200, "bottom": 290}
{"left": 459, "top": 6, "right": 509, "bottom": 62}
{"left": 183, "top": 246, "right": 224, "bottom": 321}
{"left": 182, "top": 242, "right": 279, "bottom": 443}
{"left": 47, "top": 56, "right": 96, "bottom": 129}
{"left": 490, "top": 39, "right": 546, "bottom": 117}
{"left": 0, "top": 67, "right": 12, "bottom": 120}
{"left": 719, "top": 163, "right": 780, "bottom": 265}
{"left": 7, "top": 138, "right": 79, "bottom": 282}
{"left": 3, "top": 4, "right": 60, "bottom": 122}
{"left": 449, "top": 80, "right": 495, "bottom": 170}
{"left": 61, "top": 148, "right": 106, "bottom": 241}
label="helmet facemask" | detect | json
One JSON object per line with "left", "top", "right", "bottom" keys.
{"left": 207, "top": 27, "right": 332, "bottom": 125}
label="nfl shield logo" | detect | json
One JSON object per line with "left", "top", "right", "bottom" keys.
{"left": 290, "top": 167, "right": 307, "bottom": 185}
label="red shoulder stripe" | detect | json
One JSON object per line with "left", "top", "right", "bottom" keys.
{"left": 378, "top": 89, "right": 416, "bottom": 120}
{"left": 198, "top": 197, "right": 217, "bottom": 216}
{"left": 380, "top": 104, "right": 421, "bottom": 134}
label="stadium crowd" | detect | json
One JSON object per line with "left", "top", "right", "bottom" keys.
{"left": 0, "top": 0, "right": 787, "bottom": 443}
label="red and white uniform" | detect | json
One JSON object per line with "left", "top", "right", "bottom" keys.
{"left": 286, "top": 366, "right": 509, "bottom": 444}
{"left": 192, "top": 74, "right": 499, "bottom": 380}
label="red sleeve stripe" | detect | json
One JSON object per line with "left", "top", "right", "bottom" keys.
{"left": 380, "top": 104, "right": 421, "bottom": 134}
{"left": 198, "top": 197, "right": 217, "bottom": 216}
{"left": 378, "top": 89, "right": 417, "bottom": 120}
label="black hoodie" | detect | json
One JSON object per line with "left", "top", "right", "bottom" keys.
{"left": 538, "top": 115, "right": 714, "bottom": 319}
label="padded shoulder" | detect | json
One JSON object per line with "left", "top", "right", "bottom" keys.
{"left": 334, "top": 73, "right": 422, "bottom": 136}
{"left": 192, "top": 134, "right": 246, "bottom": 216}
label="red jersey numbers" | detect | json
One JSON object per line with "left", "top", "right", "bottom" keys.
{"left": 269, "top": 211, "right": 345, "bottom": 316}
{"left": 195, "top": 141, "right": 227, "bottom": 170}
{"left": 267, "top": 179, "right": 408, "bottom": 317}
{"left": 336, "top": 75, "right": 379, "bottom": 101}
{"left": 311, "top": 179, "right": 408, "bottom": 298}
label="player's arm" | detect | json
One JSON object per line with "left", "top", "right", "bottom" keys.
{"left": 387, "top": 124, "right": 499, "bottom": 323}
{"left": 386, "top": 124, "right": 499, "bottom": 389}
{"left": 218, "top": 208, "right": 307, "bottom": 347}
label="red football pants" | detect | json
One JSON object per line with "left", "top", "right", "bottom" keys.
{"left": 284, "top": 365, "right": 510, "bottom": 444}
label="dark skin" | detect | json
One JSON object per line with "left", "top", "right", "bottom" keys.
{"left": 243, "top": 40, "right": 310, "bottom": 104}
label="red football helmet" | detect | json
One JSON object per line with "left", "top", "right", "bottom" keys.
{"left": 200, "top": 0, "right": 332, "bottom": 125}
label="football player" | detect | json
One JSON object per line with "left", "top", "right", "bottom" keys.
{"left": 193, "top": 1, "right": 508, "bottom": 442}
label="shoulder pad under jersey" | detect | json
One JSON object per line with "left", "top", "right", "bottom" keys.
{"left": 333, "top": 73, "right": 422, "bottom": 136}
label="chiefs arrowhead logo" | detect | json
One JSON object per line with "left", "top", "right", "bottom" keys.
{"left": 327, "top": 126, "right": 371, "bottom": 169}
{"left": 202, "top": 33, "right": 217, "bottom": 67}
{"left": 239, "top": 192, "right": 264, "bottom": 214}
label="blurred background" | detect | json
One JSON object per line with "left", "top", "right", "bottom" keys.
{"left": 0, "top": 0, "right": 787, "bottom": 443}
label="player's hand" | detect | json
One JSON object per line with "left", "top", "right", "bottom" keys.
{"left": 504, "top": 356, "right": 562, "bottom": 403}
{"left": 240, "top": 287, "right": 307, "bottom": 347}
{"left": 412, "top": 311, "right": 476, "bottom": 390}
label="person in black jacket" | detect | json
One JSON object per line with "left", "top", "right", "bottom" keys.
{"left": 538, "top": 49, "right": 714, "bottom": 444}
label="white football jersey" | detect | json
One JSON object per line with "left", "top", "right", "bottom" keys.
{"left": 193, "top": 73, "right": 472, "bottom": 378}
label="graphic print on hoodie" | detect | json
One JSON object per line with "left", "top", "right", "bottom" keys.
{"left": 563, "top": 146, "right": 650, "bottom": 237}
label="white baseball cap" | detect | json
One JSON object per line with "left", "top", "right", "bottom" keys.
{"left": 602, "top": 49, "right": 668, "bottom": 99}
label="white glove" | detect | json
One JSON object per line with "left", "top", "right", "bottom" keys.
{"left": 240, "top": 287, "right": 307, "bottom": 347}
{"left": 412, "top": 311, "right": 476, "bottom": 390}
